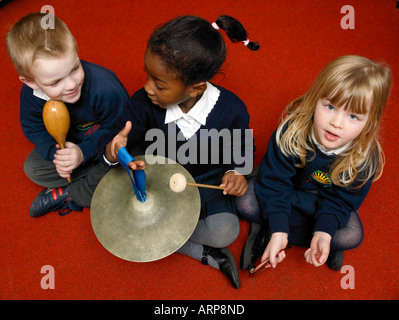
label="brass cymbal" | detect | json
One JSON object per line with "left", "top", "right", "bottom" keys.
{"left": 91, "top": 155, "right": 200, "bottom": 262}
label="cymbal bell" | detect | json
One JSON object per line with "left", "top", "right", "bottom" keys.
{"left": 91, "top": 155, "right": 200, "bottom": 262}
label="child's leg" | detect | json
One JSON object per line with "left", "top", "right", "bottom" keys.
{"left": 66, "top": 162, "right": 110, "bottom": 208}
{"left": 331, "top": 211, "right": 363, "bottom": 251}
{"left": 24, "top": 148, "right": 94, "bottom": 188}
{"left": 177, "top": 212, "right": 239, "bottom": 262}
{"left": 234, "top": 175, "right": 263, "bottom": 223}
{"left": 234, "top": 167, "right": 263, "bottom": 223}
{"left": 24, "top": 148, "right": 70, "bottom": 188}
{"left": 327, "top": 211, "right": 363, "bottom": 270}
{"left": 234, "top": 172, "right": 269, "bottom": 269}
{"left": 177, "top": 212, "right": 241, "bottom": 288}
{"left": 187, "top": 212, "right": 240, "bottom": 249}
{"left": 26, "top": 148, "right": 110, "bottom": 216}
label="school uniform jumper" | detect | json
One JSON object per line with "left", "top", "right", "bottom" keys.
{"left": 20, "top": 60, "right": 130, "bottom": 207}
{"left": 98, "top": 83, "right": 254, "bottom": 219}
{"left": 256, "top": 128, "right": 372, "bottom": 243}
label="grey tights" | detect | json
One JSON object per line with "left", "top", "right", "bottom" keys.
{"left": 177, "top": 212, "right": 239, "bottom": 269}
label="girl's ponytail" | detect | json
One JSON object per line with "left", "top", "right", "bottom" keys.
{"left": 214, "top": 15, "right": 260, "bottom": 51}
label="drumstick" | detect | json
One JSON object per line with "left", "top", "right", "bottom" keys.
{"left": 186, "top": 182, "right": 225, "bottom": 190}
{"left": 42, "top": 100, "right": 71, "bottom": 182}
{"left": 170, "top": 173, "right": 225, "bottom": 193}
{"left": 249, "top": 249, "right": 285, "bottom": 275}
{"left": 249, "top": 258, "right": 271, "bottom": 274}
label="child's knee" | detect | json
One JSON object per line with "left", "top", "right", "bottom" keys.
{"left": 208, "top": 212, "right": 240, "bottom": 248}
{"left": 24, "top": 157, "right": 36, "bottom": 180}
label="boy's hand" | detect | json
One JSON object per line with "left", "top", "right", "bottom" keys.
{"left": 304, "top": 231, "right": 332, "bottom": 267}
{"left": 53, "top": 142, "right": 84, "bottom": 179}
{"left": 261, "top": 232, "right": 288, "bottom": 268}
{"left": 220, "top": 171, "right": 248, "bottom": 196}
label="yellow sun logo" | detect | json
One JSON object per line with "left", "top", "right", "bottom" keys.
{"left": 310, "top": 170, "right": 332, "bottom": 187}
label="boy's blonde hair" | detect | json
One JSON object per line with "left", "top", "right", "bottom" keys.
{"left": 276, "top": 55, "right": 392, "bottom": 188}
{"left": 6, "top": 12, "right": 77, "bottom": 79}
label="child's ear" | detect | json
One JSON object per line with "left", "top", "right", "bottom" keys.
{"left": 189, "top": 81, "right": 207, "bottom": 97}
{"left": 19, "top": 76, "right": 40, "bottom": 90}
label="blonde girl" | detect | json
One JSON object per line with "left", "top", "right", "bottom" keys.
{"left": 237, "top": 55, "right": 392, "bottom": 271}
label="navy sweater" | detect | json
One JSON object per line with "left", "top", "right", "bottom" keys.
{"left": 20, "top": 60, "right": 129, "bottom": 164}
{"left": 256, "top": 129, "right": 373, "bottom": 238}
{"left": 98, "top": 85, "right": 254, "bottom": 179}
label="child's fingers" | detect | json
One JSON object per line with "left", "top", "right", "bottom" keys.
{"left": 317, "top": 249, "right": 329, "bottom": 266}
{"left": 310, "top": 248, "right": 328, "bottom": 267}
{"left": 111, "top": 121, "right": 133, "bottom": 158}
{"left": 222, "top": 180, "right": 242, "bottom": 196}
{"left": 128, "top": 160, "right": 145, "bottom": 171}
{"left": 311, "top": 252, "right": 321, "bottom": 266}
{"left": 221, "top": 175, "right": 247, "bottom": 196}
{"left": 304, "top": 248, "right": 311, "bottom": 264}
{"left": 269, "top": 249, "right": 284, "bottom": 268}
{"left": 119, "top": 121, "right": 132, "bottom": 138}
{"left": 276, "top": 250, "right": 286, "bottom": 263}
{"left": 261, "top": 249, "right": 270, "bottom": 266}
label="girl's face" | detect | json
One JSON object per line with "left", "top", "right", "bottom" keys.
{"left": 313, "top": 99, "right": 370, "bottom": 152}
{"left": 143, "top": 48, "right": 199, "bottom": 111}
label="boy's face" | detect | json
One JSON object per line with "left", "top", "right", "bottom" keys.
{"left": 21, "top": 50, "right": 84, "bottom": 104}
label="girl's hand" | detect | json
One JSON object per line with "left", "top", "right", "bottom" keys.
{"left": 110, "top": 121, "right": 132, "bottom": 159}
{"left": 105, "top": 121, "right": 131, "bottom": 162}
{"left": 220, "top": 171, "right": 248, "bottom": 196}
{"left": 304, "top": 231, "right": 332, "bottom": 267}
{"left": 127, "top": 160, "right": 146, "bottom": 171}
{"left": 53, "top": 142, "right": 83, "bottom": 178}
{"left": 105, "top": 121, "right": 145, "bottom": 171}
{"left": 261, "top": 232, "right": 288, "bottom": 268}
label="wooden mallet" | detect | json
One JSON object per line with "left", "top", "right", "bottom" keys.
{"left": 169, "top": 173, "right": 225, "bottom": 193}
{"left": 42, "top": 100, "right": 71, "bottom": 182}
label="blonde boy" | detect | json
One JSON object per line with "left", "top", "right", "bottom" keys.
{"left": 7, "top": 13, "right": 130, "bottom": 217}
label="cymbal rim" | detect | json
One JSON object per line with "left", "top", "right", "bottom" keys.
{"left": 91, "top": 155, "right": 200, "bottom": 262}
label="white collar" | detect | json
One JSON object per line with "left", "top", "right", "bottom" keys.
{"left": 164, "top": 82, "right": 220, "bottom": 139}
{"left": 164, "top": 82, "right": 220, "bottom": 125}
{"left": 33, "top": 88, "right": 51, "bottom": 101}
{"left": 311, "top": 129, "right": 350, "bottom": 155}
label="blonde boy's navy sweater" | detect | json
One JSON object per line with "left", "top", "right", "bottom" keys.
{"left": 20, "top": 60, "right": 129, "bottom": 164}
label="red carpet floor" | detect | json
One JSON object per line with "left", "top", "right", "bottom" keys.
{"left": 0, "top": 0, "right": 398, "bottom": 301}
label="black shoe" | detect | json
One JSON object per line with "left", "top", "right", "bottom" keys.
{"left": 240, "top": 222, "right": 270, "bottom": 270}
{"left": 326, "top": 250, "right": 344, "bottom": 271}
{"left": 240, "top": 222, "right": 261, "bottom": 270}
{"left": 202, "top": 246, "right": 241, "bottom": 289}
{"left": 29, "top": 187, "right": 83, "bottom": 217}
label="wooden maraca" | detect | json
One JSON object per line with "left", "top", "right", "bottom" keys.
{"left": 42, "top": 100, "right": 71, "bottom": 182}
{"left": 169, "top": 173, "right": 225, "bottom": 193}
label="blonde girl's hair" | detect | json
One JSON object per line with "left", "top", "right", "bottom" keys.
{"left": 276, "top": 55, "right": 392, "bottom": 188}
{"left": 6, "top": 12, "right": 77, "bottom": 79}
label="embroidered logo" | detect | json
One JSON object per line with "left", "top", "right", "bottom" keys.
{"left": 309, "top": 170, "right": 332, "bottom": 187}
{"left": 77, "top": 120, "right": 100, "bottom": 136}
{"left": 77, "top": 120, "right": 98, "bottom": 131}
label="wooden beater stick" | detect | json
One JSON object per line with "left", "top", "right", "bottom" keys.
{"left": 186, "top": 182, "right": 225, "bottom": 190}
{"left": 170, "top": 173, "right": 225, "bottom": 193}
